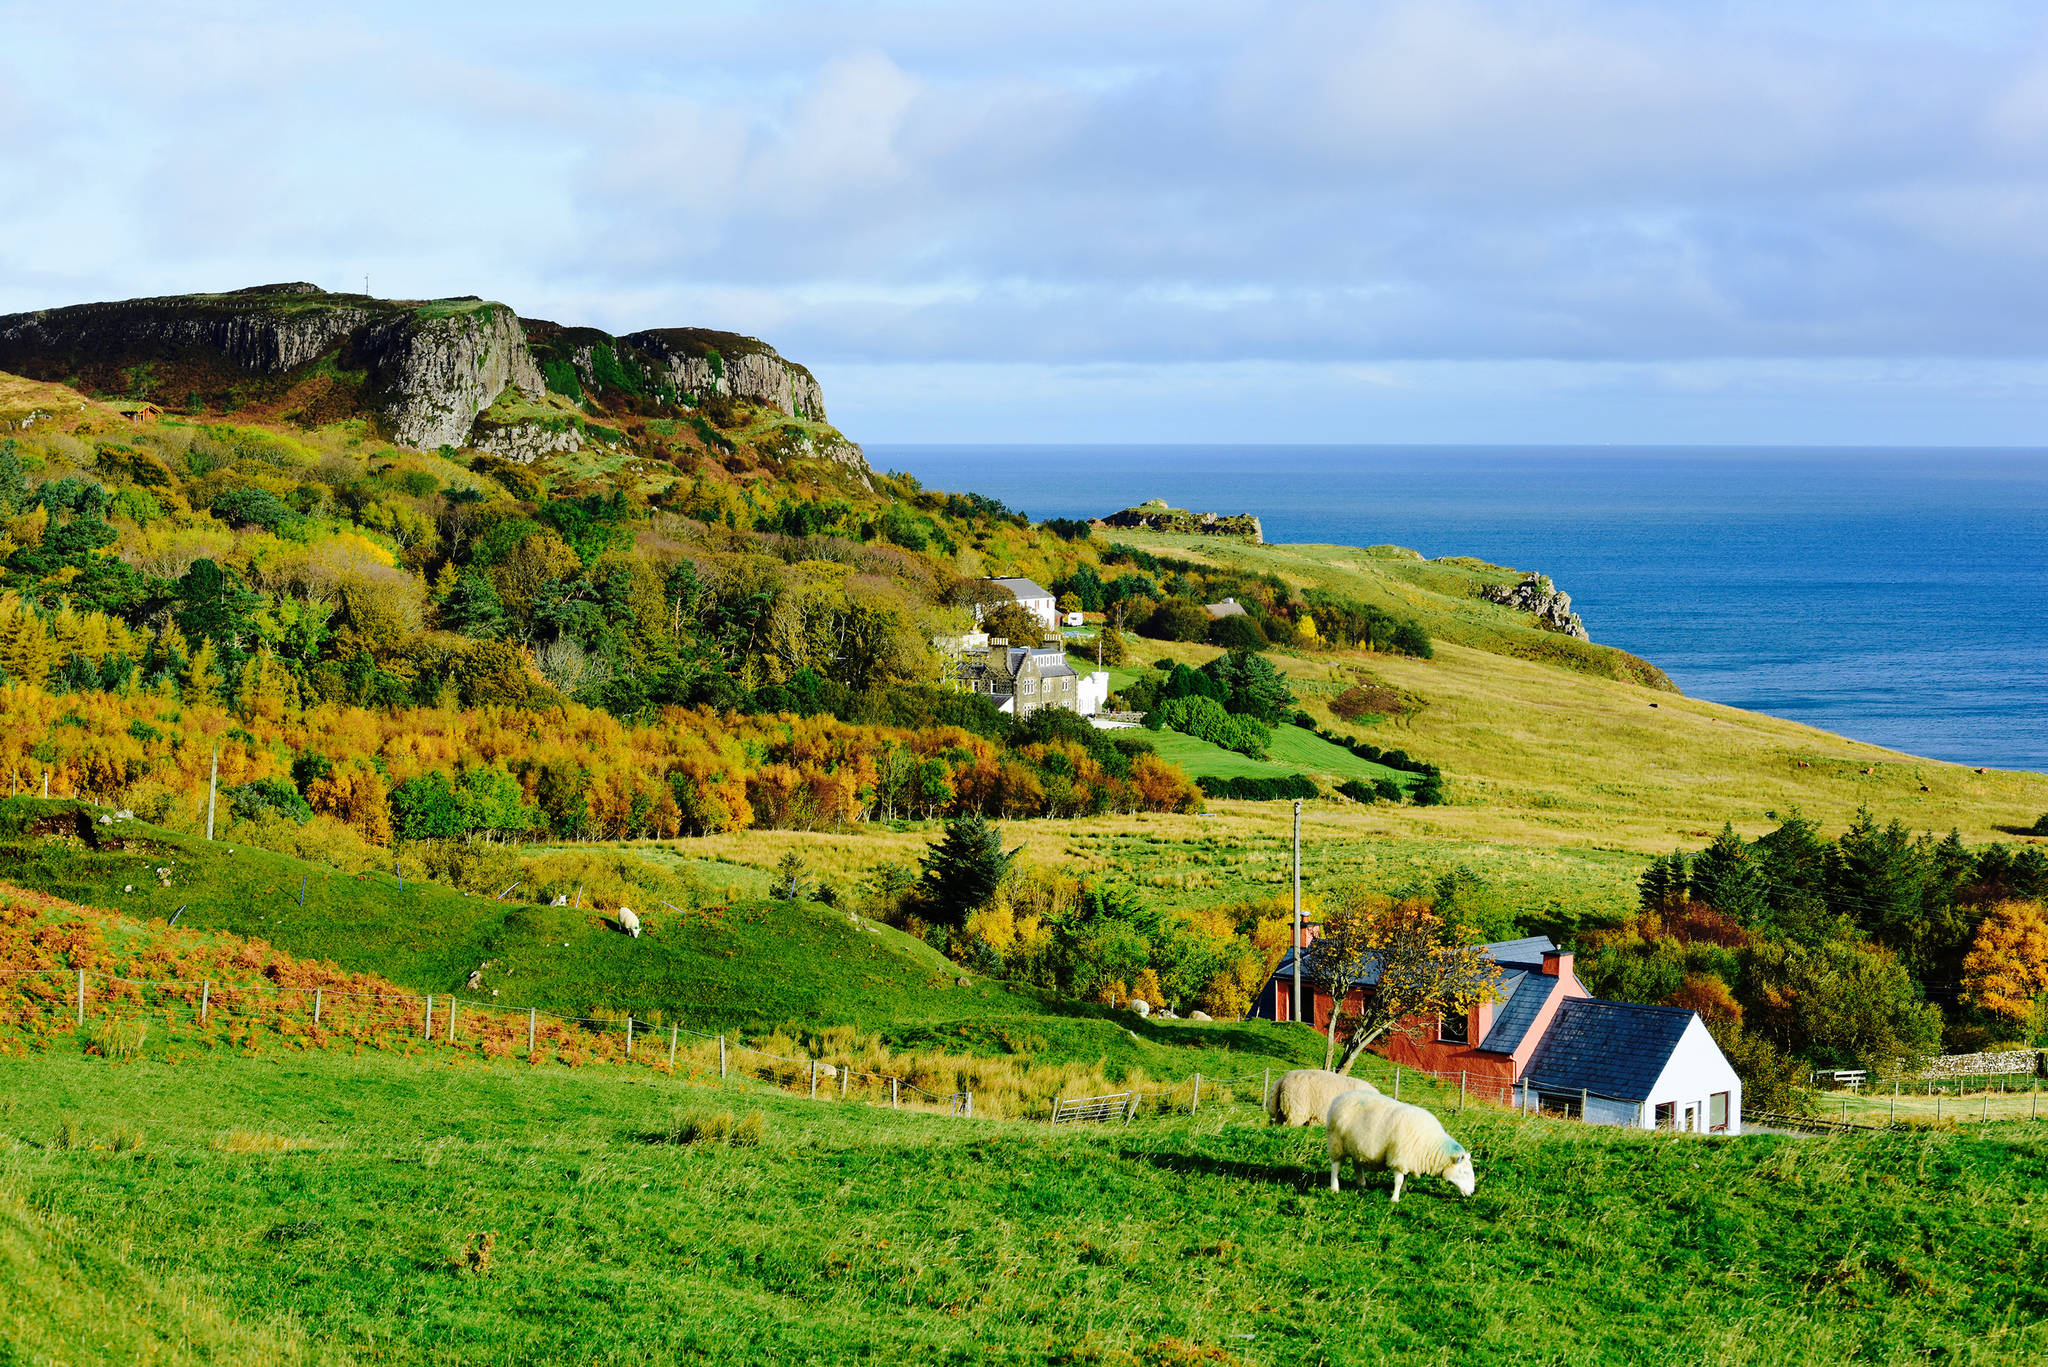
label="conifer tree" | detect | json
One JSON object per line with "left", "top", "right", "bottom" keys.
{"left": 915, "top": 813, "right": 1016, "bottom": 928}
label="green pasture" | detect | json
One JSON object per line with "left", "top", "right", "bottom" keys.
{"left": 3, "top": 1048, "right": 2045, "bottom": 1365}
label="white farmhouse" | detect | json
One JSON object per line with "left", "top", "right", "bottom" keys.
{"left": 974, "top": 576, "right": 1059, "bottom": 636}
{"left": 1517, "top": 998, "right": 1743, "bottom": 1135}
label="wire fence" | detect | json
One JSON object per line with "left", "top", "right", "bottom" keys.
{"left": 1053, "top": 1057, "right": 1670, "bottom": 1129}
{"left": 0, "top": 966, "right": 978, "bottom": 1117}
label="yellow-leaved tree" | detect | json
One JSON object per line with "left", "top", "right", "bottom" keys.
{"left": 1316, "top": 890, "right": 1505, "bottom": 1074}
{"left": 1962, "top": 900, "right": 2048, "bottom": 1024}
{"left": 306, "top": 758, "right": 393, "bottom": 845}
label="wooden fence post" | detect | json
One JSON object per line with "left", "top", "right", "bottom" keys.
{"left": 200, "top": 979, "right": 210, "bottom": 1024}
{"left": 626, "top": 1018, "right": 634, "bottom": 1057}
{"left": 719, "top": 1035, "right": 727, "bottom": 1079}
{"left": 669, "top": 1024, "right": 678, "bottom": 1070}
{"left": 966, "top": 1091, "right": 973, "bottom": 1119}
{"left": 1192, "top": 1073, "right": 1201, "bottom": 1114}
{"left": 810, "top": 1060, "right": 818, "bottom": 1099}
{"left": 1459, "top": 1071, "right": 1467, "bottom": 1113}
{"left": 75, "top": 969, "right": 84, "bottom": 1027}
{"left": 1262, "top": 1067, "right": 1271, "bottom": 1110}
{"left": 891, "top": 1078, "right": 899, "bottom": 1110}
{"left": 313, "top": 989, "right": 322, "bottom": 1025}
{"left": 424, "top": 993, "right": 433, "bottom": 1039}
{"left": 528, "top": 1008, "right": 536, "bottom": 1055}
{"left": 449, "top": 999, "right": 457, "bottom": 1042}
{"left": 840, "top": 1065, "right": 848, "bottom": 1100}
{"left": 1393, "top": 1067, "right": 1401, "bottom": 1101}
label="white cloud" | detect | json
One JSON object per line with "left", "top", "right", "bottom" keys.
{"left": 8, "top": 0, "right": 2048, "bottom": 439}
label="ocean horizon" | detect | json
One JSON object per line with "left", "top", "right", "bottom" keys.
{"left": 875, "top": 444, "right": 2048, "bottom": 776}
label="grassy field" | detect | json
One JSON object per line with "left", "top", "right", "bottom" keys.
{"left": 644, "top": 809, "right": 1646, "bottom": 931}
{"left": 4, "top": 1047, "right": 2047, "bottom": 1365}
{"left": 1838, "top": 1080, "right": 2048, "bottom": 1126}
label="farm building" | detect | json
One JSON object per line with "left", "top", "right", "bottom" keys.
{"left": 1204, "top": 597, "right": 1247, "bottom": 620}
{"left": 1252, "top": 933, "right": 1741, "bottom": 1134}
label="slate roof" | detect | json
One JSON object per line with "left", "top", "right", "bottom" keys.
{"left": 989, "top": 576, "right": 1053, "bottom": 601}
{"left": 1475, "top": 969, "right": 1559, "bottom": 1054}
{"left": 1481, "top": 936, "right": 1558, "bottom": 967}
{"left": 1519, "top": 997, "right": 1696, "bottom": 1102}
{"left": 1009, "top": 646, "right": 1076, "bottom": 679}
{"left": 1204, "top": 599, "right": 1248, "bottom": 619}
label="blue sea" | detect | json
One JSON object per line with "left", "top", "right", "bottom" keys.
{"left": 873, "top": 445, "right": 2048, "bottom": 774}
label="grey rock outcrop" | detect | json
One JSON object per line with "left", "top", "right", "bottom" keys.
{"left": 470, "top": 419, "right": 586, "bottom": 465}
{"left": 1480, "top": 574, "right": 1589, "bottom": 640}
{"left": 357, "top": 305, "right": 546, "bottom": 450}
{"left": 623, "top": 328, "right": 829, "bottom": 421}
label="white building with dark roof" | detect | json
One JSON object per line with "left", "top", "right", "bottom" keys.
{"left": 975, "top": 577, "right": 1058, "bottom": 635}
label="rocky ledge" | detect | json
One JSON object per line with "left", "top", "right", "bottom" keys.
{"left": 1480, "top": 574, "right": 1590, "bottom": 640}
{"left": 1096, "top": 499, "right": 1263, "bottom": 543}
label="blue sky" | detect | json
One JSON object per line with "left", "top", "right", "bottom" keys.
{"left": 7, "top": 0, "right": 2048, "bottom": 444}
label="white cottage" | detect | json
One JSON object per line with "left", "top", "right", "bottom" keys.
{"left": 975, "top": 577, "right": 1059, "bottom": 635}
{"left": 1518, "top": 998, "right": 1743, "bottom": 1134}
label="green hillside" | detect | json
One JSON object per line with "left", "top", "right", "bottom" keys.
{"left": 4, "top": 1048, "right": 2045, "bottom": 1366}
{"left": 1144, "top": 724, "right": 1416, "bottom": 789}
{"left": 0, "top": 800, "right": 1321, "bottom": 1084}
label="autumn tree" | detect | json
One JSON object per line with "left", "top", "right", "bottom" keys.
{"left": 307, "top": 758, "right": 393, "bottom": 845}
{"left": 1962, "top": 900, "right": 2048, "bottom": 1024}
{"left": 980, "top": 600, "right": 1043, "bottom": 645}
{"left": 1314, "top": 891, "right": 1505, "bottom": 1074}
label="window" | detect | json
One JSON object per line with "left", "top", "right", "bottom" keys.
{"left": 1437, "top": 1011, "right": 1469, "bottom": 1045}
{"left": 1021, "top": 678, "right": 1036, "bottom": 694}
{"left": 1709, "top": 1092, "right": 1729, "bottom": 1131}
{"left": 1653, "top": 1101, "right": 1676, "bottom": 1129}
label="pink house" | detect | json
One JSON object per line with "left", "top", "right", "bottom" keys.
{"left": 1253, "top": 934, "right": 1742, "bottom": 1132}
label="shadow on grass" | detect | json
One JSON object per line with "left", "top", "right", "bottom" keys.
{"left": 1117, "top": 1145, "right": 1468, "bottom": 1201}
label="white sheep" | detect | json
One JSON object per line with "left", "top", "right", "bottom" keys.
{"left": 1324, "top": 1091, "right": 1476, "bottom": 1203}
{"left": 1267, "top": 1068, "right": 1379, "bottom": 1128}
{"left": 1129, "top": 998, "right": 1151, "bottom": 1018}
{"left": 617, "top": 907, "right": 641, "bottom": 938}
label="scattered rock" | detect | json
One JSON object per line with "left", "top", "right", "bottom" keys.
{"left": 1189, "top": 1010, "right": 1213, "bottom": 1022}
{"left": 955, "top": 976, "right": 970, "bottom": 988}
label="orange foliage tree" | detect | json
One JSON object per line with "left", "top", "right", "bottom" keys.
{"left": 1962, "top": 900, "right": 2048, "bottom": 1023}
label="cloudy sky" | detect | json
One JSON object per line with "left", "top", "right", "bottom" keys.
{"left": 7, "top": 0, "right": 2048, "bottom": 444}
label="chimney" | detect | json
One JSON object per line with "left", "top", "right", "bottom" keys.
{"left": 1470, "top": 997, "right": 1495, "bottom": 1041}
{"left": 1541, "top": 949, "right": 1573, "bottom": 980}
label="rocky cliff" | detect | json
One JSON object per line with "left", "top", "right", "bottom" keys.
{"left": 1096, "top": 499, "right": 1263, "bottom": 543}
{"left": 1480, "top": 574, "right": 1590, "bottom": 640}
{"left": 0, "top": 284, "right": 855, "bottom": 472}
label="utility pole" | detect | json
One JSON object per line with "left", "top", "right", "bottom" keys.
{"left": 205, "top": 747, "right": 219, "bottom": 841}
{"left": 1292, "top": 798, "right": 1303, "bottom": 1023}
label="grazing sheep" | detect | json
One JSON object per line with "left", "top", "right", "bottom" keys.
{"left": 1325, "top": 1092, "right": 1476, "bottom": 1203}
{"left": 1129, "top": 998, "right": 1151, "bottom": 1018}
{"left": 1267, "top": 1068, "right": 1380, "bottom": 1128}
{"left": 1189, "top": 1010, "right": 1213, "bottom": 1021}
{"left": 617, "top": 907, "right": 641, "bottom": 938}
